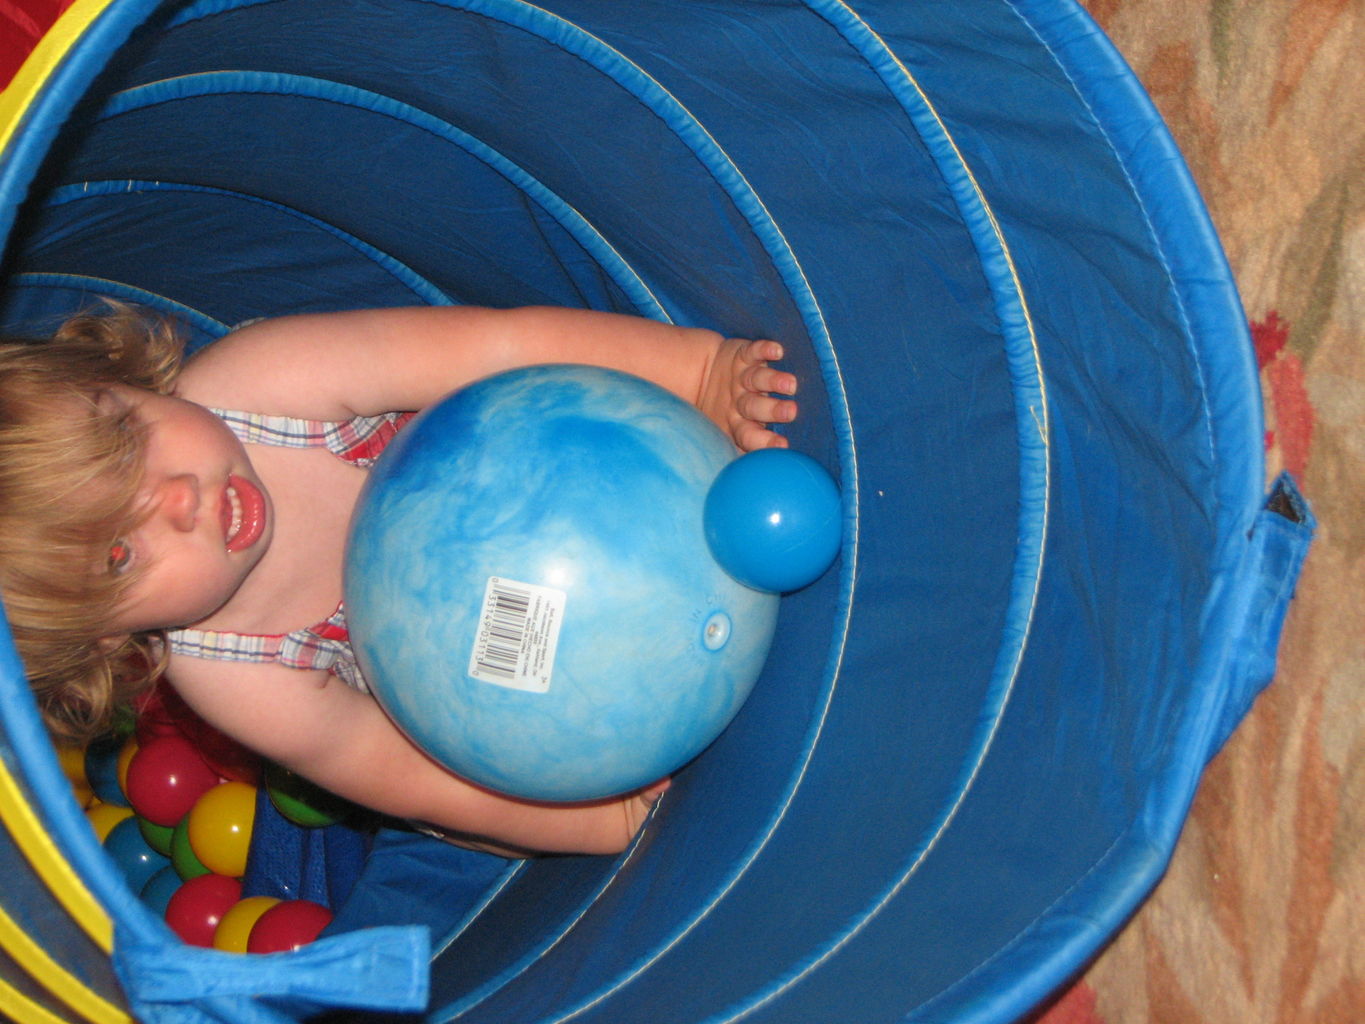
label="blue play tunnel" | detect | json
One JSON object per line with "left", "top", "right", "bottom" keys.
{"left": 0, "top": 1, "right": 1313, "bottom": 1022}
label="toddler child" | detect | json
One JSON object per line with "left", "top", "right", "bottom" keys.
{"left": 0, "top": 302, "right": 798, "bottom": 856}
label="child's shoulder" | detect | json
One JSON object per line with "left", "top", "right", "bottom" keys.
{"left": 178, "top": 315, "right": 357, "bottom": 419}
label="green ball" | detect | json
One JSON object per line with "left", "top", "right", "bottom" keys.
{"left": 265, "top": 764, "right": 350, "bottom": 828}
{"left": 137, "top": 816, "right": 174, "bottom": 857}
{"left": 170, "top": 815, "right": 210, "bottom": 881}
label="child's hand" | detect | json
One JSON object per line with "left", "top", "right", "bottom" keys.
{"left": 699, "top": 338, "right": 798, "bottom": 451}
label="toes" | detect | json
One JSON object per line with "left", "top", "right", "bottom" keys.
{"left": 749, "top": 365, "right": 797, "bottom": 395}
{"left": 738, "top": 392, "right": 797, "bottom": 425}
{"left": 744, "top": 366, "right": 797, "bottom": 399}
{"left": 746, "top": 338, "right": 784, "bottom": 363}
{"left": 735, "top": 422, "right": 790, "bottom": 452}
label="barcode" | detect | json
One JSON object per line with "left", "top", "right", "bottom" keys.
{"left": 468, "top": 576, "right": 564, "bottom": 693}
{"left": 474, "top": 580, "right": 531, "bottom": 680}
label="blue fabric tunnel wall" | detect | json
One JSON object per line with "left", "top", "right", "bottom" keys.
{"left": 0, "top": 1, "right": 1315, "bottom": 1022}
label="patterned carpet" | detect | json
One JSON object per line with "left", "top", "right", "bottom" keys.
{"left": 1038, "top": 2, "right": 1364, "bottom": 1022}
{"left": 2, "top": 2, "right": 1361, "bottom": 1022}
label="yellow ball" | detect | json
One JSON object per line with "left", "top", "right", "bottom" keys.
{"left": 186, "top": 781, "right": 257, "bottom": 878}
{"left": 116, "top": 735, "right": 139, "bottom": 801}
{"left": 57, "top": 744, "right": 94, "bottom": 807}
{"left": 69, "top": 778, "right": 95, "bottom": 809}
{"left": 212, "top": 895, "right": 280, "bottom": 953}
{"left": 85, "top": 802, "right": 134, "bottom": 843}
{"left": 56, "top": 743, "right": 88, "bottom": 785}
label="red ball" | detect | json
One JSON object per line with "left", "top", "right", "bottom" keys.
{"left": 177, "top": 716, "right": 261, "bottom": 786}
{"left": 246, "top": 899, "right": 333, "bottom": 953}
{"left": 132, "top": 682, "right": 187, "bottom": 742}
{"left": 164, "top": 873, "right": 242, "bottom": 947}
{"left": 124, "top": 735, "right": 221, "bottom": 827}
{"left": 136, "top": 683, "right": 261, "bottom": 785}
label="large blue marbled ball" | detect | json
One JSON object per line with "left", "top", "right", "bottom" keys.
{"left": 344, "top": 365, "right": 779, "bottom": 802}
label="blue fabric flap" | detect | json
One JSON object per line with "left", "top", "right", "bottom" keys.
{"left": 1209, "top": 472, "right": 1315, "bottom": 757}
{"left": 112, "top": 923, "right": 430, "bottom": 1023}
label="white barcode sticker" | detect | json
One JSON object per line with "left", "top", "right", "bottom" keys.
{"left": 467, "top": 577, "right": 565, "bottom": 693}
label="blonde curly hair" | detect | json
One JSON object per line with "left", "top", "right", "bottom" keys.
{"left": 0, "top": 302, "right": 185, "bottom": 743}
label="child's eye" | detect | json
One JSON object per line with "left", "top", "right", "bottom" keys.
{"left": 107, "top": 540, "right": 134, "bottom": 575}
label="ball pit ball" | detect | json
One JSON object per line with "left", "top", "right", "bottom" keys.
{"left": 84, "top": 733, "right": 128, "bottom": 806}
{"left": 57, "top": 743, "right": 93, "bottom": 806}
{"left": 170, "top": 815, "right": 211, "bottom": 881}
{"left": 177, "top": 715, "right": 261, "bottom": 786}
{"left": 103, "top": 815, "right": 168, "bottom": 892}
{"left": 164, "top": 873, "right": 242, "bottom": 947}
{"left": 139, "top": 865, "right": 182, "bottom": 917}
{"left": 56, "top": 742, "right": 88, "bottom": 785}
{"left": 67, "top": 776, "right": 94, "bottom": 809}
{"left": 115, "top": 735, "right": 138, "bottom": 799}
{"left": 346, "top": 365, "right": 780, "bottom": 802}
{"left": 704, "top": 448, "right": 841, "bottom": 593}
{"left": 138, "top": 816, "right": 175, "bottom": 857}
{"left": 132, "top": 683, "right": 187, "bottom": 742}
{"left": 265, "top": 763, "right": 346, "bottom": 828}
{"left": 85, "top": 802, "right": 134, "bottom": 843}
{"left": 124, "top": 734, "right": 220, "bottom": 827}
{"left": 213, "top": 895, "right": 281, "bottom": 953}
{"left": 186, "top": 781, "right": 256, "bottom": 878}
{"left": 247, "top": 899, "right": 333, "bottom": 954}
{"left": 135, "top": 682, "right": 261, "bottom": 784}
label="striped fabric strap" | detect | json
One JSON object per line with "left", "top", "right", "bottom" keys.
{"left": 209, "top": 408, "right": 415, "bottom": 467}
{"left": 165, "top": 607, "right": 369, "bottom": 692}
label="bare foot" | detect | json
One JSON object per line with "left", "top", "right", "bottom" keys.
{"left": 698, "top": 338, "right": 798, "bottom": 451}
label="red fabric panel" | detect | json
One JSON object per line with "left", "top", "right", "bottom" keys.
{"left": 0, "top": 0, "right": 74, "bottom": 90}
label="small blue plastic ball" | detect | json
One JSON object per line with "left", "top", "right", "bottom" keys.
{"left": 84, "top": 733, "right": 128, "bottom": 807}
{"left": 704, "top": 449, "right": 841, "bottom": 593}
{"left": 345, "top": 366, "right": 780, "bottom": 802}
{"left": 104, "top": 815, "right": 170, "bottom": 893}
{"left": 139, "top": 865, "right": 182, "bottom": 916}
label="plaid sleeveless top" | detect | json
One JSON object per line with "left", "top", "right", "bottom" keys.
{"left": 163, "top": 408, "right": 415, "bottom": 691}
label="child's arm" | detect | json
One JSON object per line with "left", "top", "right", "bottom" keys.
{"left": 167, "top": 655, "right": 662, "bottom": 856}
{"left": 178, "top": 306, "right": 797, "bottom": 451}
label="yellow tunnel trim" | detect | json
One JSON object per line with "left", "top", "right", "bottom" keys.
{"left": 0, "top": 758, "right": 114, "bottom": 952}
{"left": 0, "top": 902, "right": 130, "bottom": 1023}
{"left": 0, "top": 0, "right": 122, "bottom": 160}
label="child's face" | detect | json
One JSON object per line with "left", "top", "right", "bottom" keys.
{"left": 101, "top": 387, "right": 273, "bottom": 635}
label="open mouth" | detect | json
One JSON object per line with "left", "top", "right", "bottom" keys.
{"left": 223, "top": 475, "right": 267, "bottom": 553}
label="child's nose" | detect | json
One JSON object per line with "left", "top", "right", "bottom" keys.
{"left": 154, "top": 474, "right": 199, "bottom": 532}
